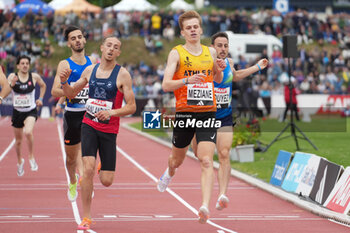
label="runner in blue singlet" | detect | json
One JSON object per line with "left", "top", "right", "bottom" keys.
{"left": 193, "top": 32, "right": 269, "bottom": 210}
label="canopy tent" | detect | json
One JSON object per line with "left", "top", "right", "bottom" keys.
{"left": 48, "top": 0, "right": 73, "bottom": 10}
{"left": 106, "top": 0, "right": 157, "bottom": 12}
{"left": 12, "top": 0, "right": 54, "bottom": 17}
{"left": 55, "top": 0, "right": 101, "bottom": 15}
{"left": 169, "top": 0, "right": 194, "bottom": 10}
{"left": 0, "top": 0, "right": 15, "bottom": 10}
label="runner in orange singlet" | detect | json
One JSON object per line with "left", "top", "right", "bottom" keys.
{"left": 157, "top": 10, "right": 226, "bottom": 224}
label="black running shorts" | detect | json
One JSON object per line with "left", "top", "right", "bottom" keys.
{"left": 63, "top": 111, "right": 85, "bottom": 145}
{"left": 11, "top": 108, "right": 38, "bottom": 128}
{"left": 81, "top": 123, "right": 117, "bottom": 171}
{"left": 172, "top": 112, "right": 218, "bottom": 148}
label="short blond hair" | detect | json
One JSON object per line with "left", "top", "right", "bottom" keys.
{"left": 178, "top": 10, "right": 202, "bottom": 31}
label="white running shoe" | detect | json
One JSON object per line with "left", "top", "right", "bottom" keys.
{"left": 17, "top": 158, "right": 24, "bottom": 177}
{"left": 198, "top": 205, "right": 210, "bottom": 224}
{"left": 157, "top": 168, "right": 172, "bottom": 192}
{"left": 29, "top": 158, "right": 38, "bottom": 171}
{"left": 216, "top": 194, "right": 229, "bottom": 210}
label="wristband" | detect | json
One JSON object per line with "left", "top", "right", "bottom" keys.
{"left": 39, "top": 97, "right": 43, "bottom": 102}
{"left": 61, "top": 80, "right": 68, "bottom": 85}
{"left": 182, "top": 78, "right": 186, "bottom": 85}
{"left": 256, "top": 64, "right": 262, "bottom": 74}
{"left": 0, "top": 96, "right": 3, "bottom": 101}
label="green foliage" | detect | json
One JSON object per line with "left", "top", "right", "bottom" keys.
{"left": 232, "top": 118, "right": 260, "bottom": 147}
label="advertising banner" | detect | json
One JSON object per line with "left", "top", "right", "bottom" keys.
{"left": 324, "top": 167, "right": 350, "bottom": 214}
{"left": 295, "top": 154, "right": 321, "bottom": 197}
{"left": 270, "top": 150, "right": 292, "bottom": 186}
{"left": 281, "top": 152, "right": 312, "bottom": 193}
{"left": 309, "top": 158, "right": 343, "bottom": 204}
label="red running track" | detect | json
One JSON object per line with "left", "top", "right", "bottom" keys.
{"left": 0, "top": 117, "right": 349, "bottom": 233}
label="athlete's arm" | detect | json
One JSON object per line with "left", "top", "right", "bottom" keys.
{"left": 60, "top": 65, "right": 92, "bottom": 99}
{"left": 95, "top": 67, "right": 136, "bottom": 121}
{"left": 162, "top": 49, "right": 205, "bottom": 92}
{"left": 209, "top": 47, "right": 225, "bottom": 83}
{"left": 51, "top": 60, "right": 69, "bottom": 97}
{"left": 0, "top": 67, "right": 11, "bottom": 104}
{"left": 231, "top": 58, "right": 269, "bottom": 82}
{"left": 33, "top": 73, "right": 47, "bottom": 107}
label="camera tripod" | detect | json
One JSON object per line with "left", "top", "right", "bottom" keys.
{"left": 262, "top": 57, "right": 318, "bottom": 152}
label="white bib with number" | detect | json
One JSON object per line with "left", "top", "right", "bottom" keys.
{"left": 13, "top": 93, "right": 32, "bottom": 108}
{"left": 214, "top": 87, "right": 230, "bottom": 105}
{"left": 85, "top": 98, "right": 112, "bottom": 116}
{"left": 71, "top": 82, "right": 89, "bottom": 100}
{"left": 187, "top": 83, "right": 213, "bottom": 101}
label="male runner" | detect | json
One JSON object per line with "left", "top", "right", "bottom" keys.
{"left": 0, "top": 66, "right": 11, "bottom": 104}
{"left": 60, "top": 36, "right": 136, "bottom": 230}
{"left": 192, "top": 32, "right": 269, "bottom": 210}
{"left": 51, "top": 26, "right": 96, "bottom": 201}
{"left": 156, "top": 10, "right": 226, "bottom": 224}
{"left": 8, "top": 55, "right": 46, "bottom": 176}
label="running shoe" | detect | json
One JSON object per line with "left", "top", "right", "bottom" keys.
{"left": 77, "top": 217, "right": 92, "bottom": 230}
{"left": 29, "top": 158, "right": 38, "bottom": 171}
{"left": 17, "top": 158, "right": 24, "bottom": 177}
{"left": 157, "top": 168, "right": 172, "bottom": 192}
{"left": 216, "top": 194, "right": 229, "bottom": 210}
{"left": 67, "top": 174, "right": 79, "bottom": 202}
{"left": 198, "top": 205, "right": 210, "bottom": 224}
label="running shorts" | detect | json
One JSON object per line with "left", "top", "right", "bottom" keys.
{"left": 11, "top": 108, "right": 37, "bottom": 128}
{"left": 172, "top": 112, "right": 219, "bottom": 148}
{"left": 216, "top": 114, "right": 236, "bottom": 128}
{"left": 81, "top": 123, "right": 117, "bottom": 171}
{"left": 63, "top": 111, "right": 85, "bottom": 145}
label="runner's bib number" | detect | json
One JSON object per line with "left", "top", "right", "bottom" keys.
{"left": 214, "top": 87, "right": 230, "bottom": 109}
{"left": 13, "top": 94, "right": 31, "bottom": 108}
{"left": 187, "top": 83, "right": 214, "bottom": 106}
{"left": 85, "top": 98, "right": 113, "bottom": 124}
{"left": 69, "top": 82, "right": 89, "bottom": 104}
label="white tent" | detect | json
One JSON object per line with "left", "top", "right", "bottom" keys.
{"left": 106, "top": 0, "right": 157, "bottom": 12}
{"left": 0, "top": 0, "right": 15, "bottom": 10}
{"left": 169, "top": 0, "right": 194, "bottom": 10}
{"left": 48, "top": 0, "right": 73, "bottom": 10}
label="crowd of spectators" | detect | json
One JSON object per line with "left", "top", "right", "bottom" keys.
{"left": 0, "top": 7, "right": 350, "bottom": 114}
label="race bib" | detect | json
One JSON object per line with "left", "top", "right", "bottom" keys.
{"left": 215, "top": 87, "right": 230, "bottom": 109}
{"left": 85, "top": 98, "right": 113, "bottom": 124}
{"left": 70, "top": 82, "right": 89, "bottom": 104}
{"left": 187, "top": 83, "right": 214, "bottom": 106}
{"left": 13, "top": 94, "right": 31, "bottom": 108}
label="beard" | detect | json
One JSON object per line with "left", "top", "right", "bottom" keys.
{"left": 72, "top": 47, "right": 84, "bottom": 53}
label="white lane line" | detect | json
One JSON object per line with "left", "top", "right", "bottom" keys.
{"left": 0, "top": 138, "right": 15, "bottom": 162}
{"left": 56, "top": 118, "right": 96, "bottom": 233}
{"left": 117, "top": 146, "right": 237, "bottom": 233}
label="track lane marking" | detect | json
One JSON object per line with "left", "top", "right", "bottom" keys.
{"left": 0, "top": 138, "right": 15, "bottom": 162}
{"left": 117, "top": 146, "right": 238, "bottom": 233}
{"left": 56, "top": 118, "right": 96, "bottom": 233}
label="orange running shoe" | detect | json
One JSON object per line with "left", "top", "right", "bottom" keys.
{"left": 77, "top": 217, "right": 92, "bottom": 230}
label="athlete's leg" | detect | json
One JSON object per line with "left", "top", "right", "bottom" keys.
{"left": 168, "top": 145, "right": 188, "bottom": 176}
{"left": 196, "top": 141, "right": 215, "bottom": 208}
{"left": 13, "top": 127, "right": 24, "bottom": 164}
{"left": 65, "top": 144, "right": 81, "bottom": 184}
{"left": 23, "top": 116, "right": 36, "bottom": 160}
{"left": 99, "top": 171, "right": 114, "bottom": 187}
{"left": 216, "top": 126, "right": 233, "bottom": 197}
{"left": 81, "top": 156, "right": 96, "bottom": 219}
